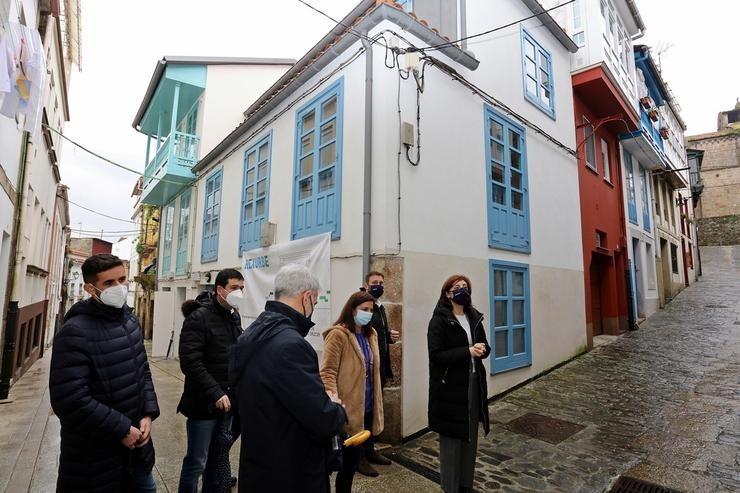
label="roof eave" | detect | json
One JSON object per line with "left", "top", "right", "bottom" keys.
{"left": 131, "top": 56, "right": 297, "bottom": 130}
{"left": 132, "top": 58, "right": 168, "bottom": 130}
{"left": 193, "top": 1, "right": 480, "bottom": 173}
{"left": 519, "top": 0, "right": 579, "bottom": 53}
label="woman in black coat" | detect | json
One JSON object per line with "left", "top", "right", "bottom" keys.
{"left": 427, "top": 274, "right": 490, "bottom": 493}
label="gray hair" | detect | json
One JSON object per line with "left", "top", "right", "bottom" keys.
{"left": 274, "top": 264, "right": 320, "bottom": 299}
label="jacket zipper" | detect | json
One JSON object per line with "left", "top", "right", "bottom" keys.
{"left": 441, "top": 366, "right": 449, "bottom": 384}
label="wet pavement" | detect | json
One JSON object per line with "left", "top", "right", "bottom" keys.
{"left": 1, "top": 246, "right": 738, "bottom": 492}
{"left": 0, "top": 343, "right": 433, "bottom": 492}
{"left": 390, "top": 246, "right": 740, "bottom": 492}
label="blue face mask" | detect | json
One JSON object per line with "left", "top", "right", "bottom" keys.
{"left": 368, "top": 284, "right": 384, "bottom": 299}
{"left": 452, "top": 287, "right": 471, "bottom": 307}
{"left": 354, "top": 310, "right": 373, "bottom": 327}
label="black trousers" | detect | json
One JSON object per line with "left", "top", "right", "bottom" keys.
{"left": 335, "top": 411, "right": 372, "bottom": 493}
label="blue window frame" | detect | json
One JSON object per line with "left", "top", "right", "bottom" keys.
{"left": 521, "top": 28, "right": 555, "bottom": 118}
{"left": 583, "top": 116, "right": 597, "bottom": 171}
{"left": 489, "top": 260, "right": 532, "bottom": 374}
{"left": 624, "top": 152, "right": 638, "bottom": 224}
{"left": 396, "top": 0, "right": 412, "bottom": 11}
{"left": 640, "top": 166, "right": 651, "bottom": 232}
{"left": 484, "top": 106, "right": 530, "bottom": 252}
{"left": 240, "top": 134, "right": 272, "bottom": 254}
{"left": 201, "top": 169, "right": 222, "bottom": 262}
{"left": 292, "top": 78, "right": 343, "bottom": 240}
{"left": 161, "top": 203, "right": 174, "bottom": 276}
{"left": 175, "top": 189, "right": 191, "bottom": 275}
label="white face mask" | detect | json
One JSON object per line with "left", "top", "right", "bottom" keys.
{"left": 225, "top": 289, "right": 244, "bottom": 309}
{"left": 96, "top": 284, "right": 128, "bottom": 309}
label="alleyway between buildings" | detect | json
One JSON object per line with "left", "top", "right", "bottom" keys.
{"left": 1, "top": 246, "right": 738, "bottom": 493}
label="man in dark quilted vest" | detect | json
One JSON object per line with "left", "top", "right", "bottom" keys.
{"left": 50, "top": 253, "right": 160, "bottom": 492}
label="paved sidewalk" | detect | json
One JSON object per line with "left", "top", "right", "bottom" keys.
{"left": 0, "top": 349, "right": 434, "bottom": 492}
{"left": 1, "top": 246, "right": 738, "bottom": 492}
{"left": 390, "top": 246, "right": 740, "bottom": 492}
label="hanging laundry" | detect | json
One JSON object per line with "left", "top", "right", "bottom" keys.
{"left": 0, "top": 22, "right": 26, "bottom": 118}
{"left": 22, "top": 25, "right": 46, "bottom": 138}
{"left": 0, "top": 22, "right": 47, "bottom": 139}
{"left": 0, "top": 31, "right": 17, "bottom": 99}
{"left": 0, "top": 29, "right": 18, "bottom": 114}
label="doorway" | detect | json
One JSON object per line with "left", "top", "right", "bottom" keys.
{"left": 660, "top": 238, "right": 670, "bottom": 304}
{"left": 590, "top": 257, "right": 605, "bottom": 336}
{"left": 632, "top": 238, "right": 644, "bottom": 318}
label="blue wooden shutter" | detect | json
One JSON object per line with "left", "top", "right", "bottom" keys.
{"left": 624, "top": 152, "right": 638, "bottom": 224}
{"left": 201, "top": 169, "right": 222, "bottom": 262}
{"left": 175, "top": 189, "right": 191, "bottom": 274}
{"left": 240, "top": 135, "right": 272, "bottom": 254}
{"left": 489, "top": 260, "right": 532, "bottom": 374}
{"left": 292, "top": 79, "right": 343, "bottom": 240}
{"left": 640, "top": 166, "right": 651, "bottom": 232}
{"left": 161, "top": 203, "right": 174, "bottom": 275}
{"left": 485, "top": 107, "right": 530, "bottom": 252}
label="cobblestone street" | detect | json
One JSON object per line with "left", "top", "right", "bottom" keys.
{"left": 389, "top": 245, "right": 740, "bottom": 492}
{"left": 1, "top": 246, "right": 738, "bottom": 492}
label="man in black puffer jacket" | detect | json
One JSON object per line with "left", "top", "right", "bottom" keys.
{"left": 50, "top": 253, "right": 159, "bottom": 493}
{"left": 177, "top": 268, "right": 244, "bottom": 493}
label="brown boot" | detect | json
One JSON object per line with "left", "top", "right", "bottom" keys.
{"left": 356, "top": 457, "right": 379, "bottom": 477}
{"left": 365, "top": 448, "right": 391, "bottom": 466}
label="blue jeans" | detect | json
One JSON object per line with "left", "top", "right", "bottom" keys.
{"left": 178, "top": 416, "right": 233, "bottom": 493}
{"left": 131, "top": 460, "right": 157, "bottom": 492}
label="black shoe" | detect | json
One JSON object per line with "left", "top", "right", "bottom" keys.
{"left": 365, "top": 449, "right": 392, "bottom": 466}
{"left": 230, "top": 476, "right": 237, "bottom": 488}
{"left": 356, "top": 458, "right": 379, "bottom": 477}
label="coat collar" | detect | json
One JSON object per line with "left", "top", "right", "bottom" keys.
{"left": 323, "top": 324, "right": 374, "bottom": 364}
{"left": 265, "top": 300, "right": 315, "bottom": 337}
{"left": 434, "top": 302, "right": 483, "bottom": 326}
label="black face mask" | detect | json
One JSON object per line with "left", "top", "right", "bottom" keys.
{"left": 302, "top": 294, "right": 315, "bottom": 321}
{"left": 368, "top": 284, "right": 384, "bottom": 299}
{"left": 451, "top": 287, "right": 471, "bottom": 307}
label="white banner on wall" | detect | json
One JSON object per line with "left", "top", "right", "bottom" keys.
{"left": 241, "top": 233, "right": 331, "bottom": 352}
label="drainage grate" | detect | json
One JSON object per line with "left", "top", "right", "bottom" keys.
{"left": 503, "top": 412, "right": 585, "bottom": 444}
{"left": 608, "top": 476, "right": 684, "bottom": 493}
{"left": 705, "top": 304, "right": 728, "bottom": 308}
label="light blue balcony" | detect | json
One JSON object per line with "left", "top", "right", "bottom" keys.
{"left": 142, "top": 131, "right": 200, "bottom": 205}
{"left": 620, "top": 108, "right": 668, "bottom": 171}
{"left": 136, "top": 64, "right": 206, "bottom": 205}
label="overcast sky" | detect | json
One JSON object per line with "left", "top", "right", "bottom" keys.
{"left": 60, "top": 0, "right": 739, "bottom": 253}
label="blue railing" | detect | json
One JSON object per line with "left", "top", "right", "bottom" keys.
{"left": 144, "top": 131, "right": 200, "bottom": 187}
{"left": 640, "top": 110, "right": 664, "bottom": 152}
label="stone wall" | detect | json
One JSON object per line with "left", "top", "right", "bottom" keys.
{"left": 687, "top": 131, "right": 740, "bottom": 218}
{"left": 369, "top": 255, "right": 405, "bottom": 444}
{"left": 697, "top": 215, "right": 740, "bottom": 246}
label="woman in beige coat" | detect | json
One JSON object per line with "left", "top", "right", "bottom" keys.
{"left": 320, "top": 291, "right": 384, "bottom": 493}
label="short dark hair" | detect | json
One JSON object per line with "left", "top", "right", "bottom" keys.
{"left": 364, "top": 271, "right": 384, "bottom": 284}
{"left": 437, "top": 274, "right": 473, "bottom": 310}
{"left": 334, "top": 291, "right": 375, "bottom": 336}
{"left": 82, "top": 254, "right": 124, "bottom": 284}
{"left": 215, "top": 268, "right": 244, "bottom": 288}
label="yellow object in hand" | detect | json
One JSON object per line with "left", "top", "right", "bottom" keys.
{"left": 343, "top": 430, "right": 371, "bottom": 447}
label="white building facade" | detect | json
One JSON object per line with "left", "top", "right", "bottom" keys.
{"left": 144, "top": 0, "right": 587, "bottom": 440}
{"left": 0, "top": 0, "right": 75, "bottom": 394}
{"left": 132, "top": 56, "right": 295, "bottom": 357}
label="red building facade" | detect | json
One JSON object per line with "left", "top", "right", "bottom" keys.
{"left": 573, "top": 65, "right": 639, "bottom": 347}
